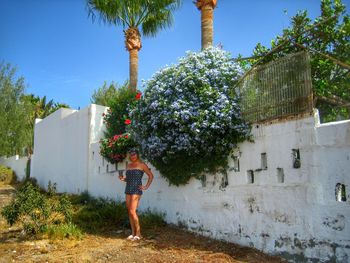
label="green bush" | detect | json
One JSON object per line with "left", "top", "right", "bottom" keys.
{"left": 103, "top": 84, "right": 138, "bottom": 137}
{"left": 0, "top": 165, "right": 16, "bottom": 184}
{"left": 1, "top": 181, "right": 74, "bottom": 235}
{"left": 71, "top": 192, "right": 129, "bottom": 232}
{"left": 46, "top": 222, "right": 83, "bottom": 240}
{"left": 47, "top": 180, "right": 57, "bottom": 197}
{"left": 22, "top": 176, "right": 38, "bottom": 187}
{"left": 69, "top": 190, "right": 92, "bottom": 205}
{"left": 70, "top": 192, "right": 167, "bottom": 232}
{"left": 99, "top": 83, "right": 141, "bottom": 164}
{"left": 140, "top": 209, "right": 166, "bottom": 229}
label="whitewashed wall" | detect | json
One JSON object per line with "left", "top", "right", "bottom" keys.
{"left": 30, "top": 105, "right": 350, "bottom": 263}
{"left": 31, "top": 105, "right": 107, "bottom": 194}
{"left": 0, "top": 155, "right": 28, "bottom": 181}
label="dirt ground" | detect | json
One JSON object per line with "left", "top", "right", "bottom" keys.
{"left": 0, "top": 184, "right": 285, "bottom": 263}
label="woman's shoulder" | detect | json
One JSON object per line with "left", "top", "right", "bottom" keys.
{"left": 139, "top": 162, "right": 152, "bottom": 173}
{"left": 139, "top": 162, "right": 149, "bottom": 169}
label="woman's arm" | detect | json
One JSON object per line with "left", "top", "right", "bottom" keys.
{"left": 139, "top": 163, "right": 154, "bottom": 190}
{"left": 118, "top": 164, "right": 128, "bottom": 182}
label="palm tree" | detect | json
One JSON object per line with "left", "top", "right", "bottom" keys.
{"left": 87, "top": 0, "right": 182, "bottom": 91}
{"left": 195, "top": 0, "right": 217, "bottom": 50}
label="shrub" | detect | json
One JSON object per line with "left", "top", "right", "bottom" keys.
{"left": 71, "top": 193, "right": 129, "bottom": 232}
{"left": 0, "top": 165, "right": 16, "bottom": 184}
{"left": 69, "top": 190, "right": 92, "bottom": 205}
{"left": 129, "top": 47, "right": 251, "bottom": 185}
{"left": 99, "top": 84, "right": 141, "bottom": 163}
{"left": 22, "top": 176, "right": 38, "bottom": 187}
{"left": 46, "top": 222, "right": 83, "bottom": 240}
{"left": 99, "top": 133, "right": 138, "bottom": 163}
{"left": 47, "top": 180, "right": 57, "bottom": 196}
{"left": 102, "top": 84, "right": 138, "bottom": 137}
{"left": 139, "top": 209, "right": 166, "bottom": 229}
{"left": 70, "top": 192, "right": 166, "bottom": 232}
{"left": 1, "top": 181, "right": 74, "bottom": 235}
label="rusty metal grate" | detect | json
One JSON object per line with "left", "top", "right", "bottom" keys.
{"left": 238, "top": 51, "right": 313, "bottom": 123}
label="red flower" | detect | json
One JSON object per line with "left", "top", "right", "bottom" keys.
{"left": 124, "top": 134, "right": 129, "bottom": 139}
{"left": 124, "top": 119, "right": 132, "bottom": 125}
{"left": 135, "top": 92, "right": 142, "bottom": 100}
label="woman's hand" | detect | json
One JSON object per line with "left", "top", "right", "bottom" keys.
{"left": 138, "top": 185, "right": 148, "bottom": 191}
{"left": 119, "top": 175, "right": 126, "bottom": 182}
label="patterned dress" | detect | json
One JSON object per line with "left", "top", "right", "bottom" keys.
{"left": 125, "top": 169, "right": 144, "bottom": 195}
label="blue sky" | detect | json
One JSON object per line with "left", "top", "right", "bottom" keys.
{"left": 1, "top": 0, "right": 349, "bottom": 109}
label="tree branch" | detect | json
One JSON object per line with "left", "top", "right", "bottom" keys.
{"left": 316, "top": 94, "right": 350, "bottom": 107}
{"left": 292, "top": 42, "right": 350, "bottom": 70}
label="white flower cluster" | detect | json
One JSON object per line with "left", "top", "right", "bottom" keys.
{"left": 130, "top": 47, "right": 250, "bottom": 165}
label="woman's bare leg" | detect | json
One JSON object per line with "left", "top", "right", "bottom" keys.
{"left": 126, "top": 194, "right": 135, "bottom": 236}
{"left": 129, "top": 195, "right": 141, "bottom": 237}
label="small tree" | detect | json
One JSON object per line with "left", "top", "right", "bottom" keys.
{"left": 0, "top": 63, "right": 31, "bottom": 156}
{"left": 0, "top": 63, "right": 70, "bottom": 157}
{"left": 90, "top": 81, "right": 128, "bottom": 106}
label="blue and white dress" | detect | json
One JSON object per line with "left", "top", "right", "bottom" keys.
{"left": 125, "top": 169, "right": 144, "bottom": 195}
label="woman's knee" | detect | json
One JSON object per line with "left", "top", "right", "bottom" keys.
{"left": 129, "top": 209, "right": 138, "bottom": 218}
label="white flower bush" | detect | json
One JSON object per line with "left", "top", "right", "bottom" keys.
{"left": 129, "top": 47, "right": 250, "bottom": 185}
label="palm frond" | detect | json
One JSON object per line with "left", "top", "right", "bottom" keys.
{"left": 139, "top": 0, "right": 181, "bottom": 37}
{"left": 142, "top": 9, "right": 173, "bottom": 37}
{"left": 86, "top": 0, "right": 182, "bottom": 35}
{"left": 86, "top": 0, "right": 130, "bottom": 27}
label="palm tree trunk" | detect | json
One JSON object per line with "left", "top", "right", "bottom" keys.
{"left": 129, "top": 49, "right": 138, "bottom": 92}
{"left": 125, "top": 27, "right": 142, "bottom": 91}
{"left": 195, "top": 0, "right": 217, "bottom": 50}
{"left": 201, "top": 4, "right": 214, "bottom": 49}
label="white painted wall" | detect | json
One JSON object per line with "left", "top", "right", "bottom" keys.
{"left": 29, "top": 105, "right": 350, "bottom": 262}
{"left": 31, "top": 104, "right": 109, "bottom": 194}
{"left": 0, "top": 155, "right": 28, "bottom": 181}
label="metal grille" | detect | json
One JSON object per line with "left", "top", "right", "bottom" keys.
{"left": 238, "top": 51, "right": 313, "bottom": 123}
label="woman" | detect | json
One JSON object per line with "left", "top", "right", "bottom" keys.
{"left": 118, "top": 149, "right": 153, "bottom": 241}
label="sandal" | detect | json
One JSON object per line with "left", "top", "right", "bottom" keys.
{"left": 132, "top": 236, "right": 141, "bottom": 241}
{"left": 126, "top": 235, "right": 134, "bottom": 240}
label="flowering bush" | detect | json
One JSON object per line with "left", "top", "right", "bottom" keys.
{"left": 102, "top": 86, "right": 139, "bottom": 137}
{"left": 129, "top": 47, "right": 251, "bottom": 185}
{"left": 99, "top": 133, "right": 138, "bottom": 163}
{"left": 99, "top": 86, "right": 141, "bottom": 164}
